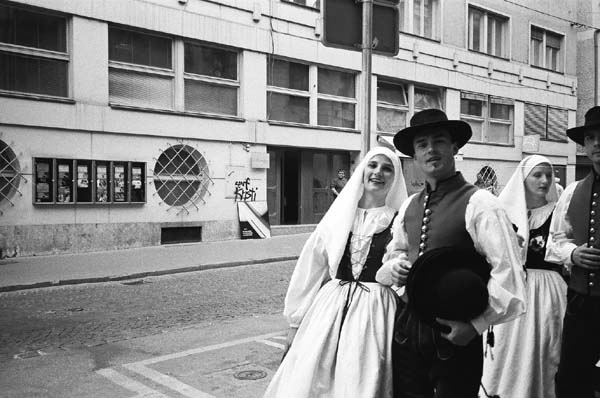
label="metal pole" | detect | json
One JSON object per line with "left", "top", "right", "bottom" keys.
{"left": 360, "top": 0, "right": 373, "bottom": 159}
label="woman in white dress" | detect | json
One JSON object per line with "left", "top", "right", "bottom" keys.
{"left": 481, "top": 154, "right": 567, "bottom": 398}
{"left": 263, "top": 146, "right": 408, "bottom": 398}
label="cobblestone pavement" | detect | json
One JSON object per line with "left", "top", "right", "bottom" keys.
{"left": 0, "top": 260, "right": 295, "bottom": 362}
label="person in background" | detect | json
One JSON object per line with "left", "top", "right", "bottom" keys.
{"left": 481, "top": 155, "right": 567, "bottom": 398}
{"left": 264, "top": 146, "right": 408, "bottom": 398}
{"left": 331, "top": 169, "right": 348, "bottom": 199}
{"left": 546, "top": 105, "right": 600, "bottom": 398}
{"left": 377, "top": 109, "right": 526, "bottom": 398}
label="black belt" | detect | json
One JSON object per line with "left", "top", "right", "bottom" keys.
{"left": 569, "top": 265, "right": 600, "bottom": 297}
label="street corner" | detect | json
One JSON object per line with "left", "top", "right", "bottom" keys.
{"left": 99, "top": 331, "right": 286, "bottom": 398}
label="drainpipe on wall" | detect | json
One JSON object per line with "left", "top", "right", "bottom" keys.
{"left": 595, "top": 29, "right": 600, "bottom": 105}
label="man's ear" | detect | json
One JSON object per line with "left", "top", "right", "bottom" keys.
{"left": 452, "top": 144, "right": 459, "bottom": 155}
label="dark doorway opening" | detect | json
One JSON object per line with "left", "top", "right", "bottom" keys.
{"left": 282, "top": 150, "right": 300, "bottom": 224}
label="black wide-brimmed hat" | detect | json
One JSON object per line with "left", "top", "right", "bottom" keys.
{"left": 406, "top": 247, "right": 490, "bottom": 330}
{"left": 393, "top": 109, "right": 472, "bottom": 157}
{"left": 567, "top": 106, "right": 600, "bottom": 146}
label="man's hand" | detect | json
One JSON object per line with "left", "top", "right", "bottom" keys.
{"left": 572, "top": 244, "right": 600, "bottom": 269}
{"left": 436, "top": 318, "right": 478, "bottom": 346}
{"left": 376, "top": 257, "right": 412, "bottom": 287}
{"left": 281, "top": 326, "right": 298, "bottom": 360}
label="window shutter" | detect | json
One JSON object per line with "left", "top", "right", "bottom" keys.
{"left": 547, "top": 107, "right": 568, "bottom": 141}
{"left": 524, "top": 103, "right": 546, "bottom": 137}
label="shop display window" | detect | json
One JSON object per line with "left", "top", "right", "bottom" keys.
{"left": 130, "top": 162, "right": 146, "bottom": 202}
{"left": 113, "top": 162, "right": 127, "bottom": 202}
{"left": 33, "top": 158, "right": 146, "bottom": 205}
{"left": 76, "top": 160, "right": 92, "bottom": 202}
{"left": 34, "top": 158, "right": 53, "bottom": 203}
{"left": 56, "top": 160, "right": 74, "bottom": 203}
{"left": 95, "top": 161, "right": 110, "bottom": 203}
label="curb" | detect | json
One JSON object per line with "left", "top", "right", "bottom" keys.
{"left": 0, "top": 255, "right": 299, "bottom": 293}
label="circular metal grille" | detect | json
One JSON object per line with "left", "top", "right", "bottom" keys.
{"left": 153, "top": 144, "right": 211, "bottom": 207}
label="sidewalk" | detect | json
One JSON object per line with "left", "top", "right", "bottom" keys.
{"left": 0, "top": 233, "right": 311, "bottom": 292}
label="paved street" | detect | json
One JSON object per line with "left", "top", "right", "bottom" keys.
{"left": 0, "top": 260, "right": 295, "bottom": 362}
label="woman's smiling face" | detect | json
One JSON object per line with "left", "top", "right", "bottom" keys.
{"left": 363, "top": 154, "right": 395, "bottom": 197}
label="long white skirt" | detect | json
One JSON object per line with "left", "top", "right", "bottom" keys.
{"left": 481, "top": 269, "right": 567, "bottom": 398}
{"left": 264, "top": 279, "right": 398, "bottom": 398}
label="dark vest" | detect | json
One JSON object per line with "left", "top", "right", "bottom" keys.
{"left": 567, "top": 171, "right": 600, "bottom": 249}
{"left": 565, "top": 171, "right": 600, "bottom": 296}
{"left": 404, "top": 173, "right": 478, "bottom": 264}
{"left": 335, "top": 214, "right": 396, "bottom": 282}
{"left": 526, "top": 215, "right": 561, "bottom": 272}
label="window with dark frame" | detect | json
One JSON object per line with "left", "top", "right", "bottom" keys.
{"left": 184, "top": 42, "right": 239, "bottom": 116}
{"left": 0, "top": 4, "right": 69, "bottom": 97}
{"left": 530, "top": 26, "right": 564, "bottom": 72}
{"left": 399, "top": 0, "right": 441, "bottom": 40}
{"left": 460, "top": 92, "right": 514, "bottom": 145}
{"left": 266, "top": 57, "right": 357, "bottom": 128}
{"left": 376, "top": 81, "right": 444, "bottom": 134}
{"left": 108, "top": 26, "right": 174, "bottom": 109}
{"left": 468, "top": 6, "right": 509, "bottom": 58}
{"left": 33, "top": 158, "right": 146, "bottom": 204}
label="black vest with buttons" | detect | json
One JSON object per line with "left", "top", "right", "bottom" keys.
{"left": 566, "top": 171, "right": 600, "bottom": 296}
{"left": 335, "top": 215, "right": 396, "bottom": 282}
{"left": 567, "top": 171, "right": 600, "bottom": 249}
{"left": 404, "top": 173, "right": 478, "bottom": 264}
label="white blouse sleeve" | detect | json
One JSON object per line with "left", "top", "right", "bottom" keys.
{"left": 376, "top": 195, "right": 414, "bottom": 292}
{"left": 283, "top": 231, "right": 331, "bottom": 328}
{"left": 466, "top": 190, "right": 527, "bottom": 334}
{"left": 545, "top": 181, "right": 578, "bottom": 270}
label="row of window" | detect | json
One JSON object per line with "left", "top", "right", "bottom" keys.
{"left": 0, "top": 4, "right": 569, "bottom": 144}
{"left": 287, "top": 0, "right": 564, "bottom": 72}
{"left": 33, "top": 158, "right": 146, "bottom": 204}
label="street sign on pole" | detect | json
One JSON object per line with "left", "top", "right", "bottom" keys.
{"left": 322, "top": 0, "right": 399, "bottom": 56}
{"left": 322, "top": 0, "right": 399, "bottom": 159}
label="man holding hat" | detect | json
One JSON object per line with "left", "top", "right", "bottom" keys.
{"left": 545, "top": 105, "right": 600, "bottom": 397}
{"left": 376, "top": 109, "right": 526, "bottom": 398}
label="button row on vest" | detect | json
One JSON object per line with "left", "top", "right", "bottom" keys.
{"left": 594, "top": 192, "right": 599, "bottom": 198}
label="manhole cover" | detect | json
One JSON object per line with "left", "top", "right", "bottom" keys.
{"left": 233, "top": 370, "right": 267, "bottom": 380}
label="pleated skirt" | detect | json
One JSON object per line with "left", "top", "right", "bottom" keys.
{"left": 264, "top": 279, "right": 398, "bottom": 398}
{"left": 481, "top": 269, "right": 567, "bottom": 398}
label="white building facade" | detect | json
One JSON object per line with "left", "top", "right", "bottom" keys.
{"left": 0, "top": 0, "right": 578, "bottom": 256}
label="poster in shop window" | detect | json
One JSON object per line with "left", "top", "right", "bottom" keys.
{"left": 114, "top": 165, "right": 126, "bottom": 202}
{"left": 131, "top": 166, "right": 144, "bottom": 202}
{"left": 96, "top": 165, "right": 108, "bottom": 202}
{"left": 77, "top": 165, "right": 89, "bottom": 188}
{"left": 35, "top": 161, "right": 51, "bottom": 202}
{"left": 57, "top": 164, "right": 72, "bottom": 203}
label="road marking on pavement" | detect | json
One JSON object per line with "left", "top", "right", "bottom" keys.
{"left": 96, "top": 368, "right": 170, "bottom": 398}
{"left": 124, "top": 363, "right": 214, "bottom": 398}
{"left": 271, "top": 335, "right": 286, "bottom": 340}
{"left": 118, "top": 331, "right": 286, "bottom": 398}
{"left": 129, "top": 331, "right": 285, "bottom": 365}
{"left": 255, "top": 339, "right": 285, "bottom": 350}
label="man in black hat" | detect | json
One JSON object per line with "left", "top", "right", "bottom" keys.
{"left": 377, "top": 108, "right": 526, "bottom": 398}
{"left": 545, "top": 105, "right": 600, "bottom": 397}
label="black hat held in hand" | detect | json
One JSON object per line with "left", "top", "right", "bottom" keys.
{"left": 406, "top": 247, "right": 491, "bottom": 332}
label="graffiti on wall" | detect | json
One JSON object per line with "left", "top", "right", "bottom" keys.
{"left": 234, "top": 177, "right": 258, "bottom": 201}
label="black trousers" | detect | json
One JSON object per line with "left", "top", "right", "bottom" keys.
{"left": 555, "top": 290, "right": 600, "bottom": 398}
{"left": 393, "top": 306, "right": 483, "bottom": 398}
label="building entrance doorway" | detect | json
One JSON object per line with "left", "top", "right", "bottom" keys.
{"left": 267, "top": 147, "right": 350, "bottom": 226}
{"left": 282, "top": 150, "right": 300, "bottom": 224}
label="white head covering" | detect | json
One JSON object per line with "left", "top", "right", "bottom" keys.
{"left": 315, "top": 146, "right": 408, "bottom": 270}
{"left": 498, "top": 155, "right": 559, "bottom": 261}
